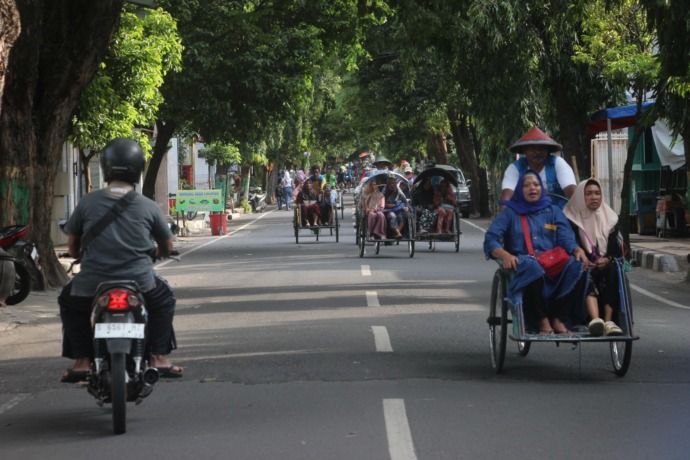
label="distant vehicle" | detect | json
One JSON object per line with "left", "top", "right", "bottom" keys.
{"left": 432, "top": 164, "right": 472, "bottom": 218}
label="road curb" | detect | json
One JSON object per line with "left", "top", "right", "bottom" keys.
{"left": 630, "top": 247, "right": 688, "bottom": 273}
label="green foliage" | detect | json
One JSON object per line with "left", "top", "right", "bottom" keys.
{"left": 199, "top": 142, "right": 241, "bottom": 167}
{"left": 573, "top": 0, "right": 658, "bottom": 100}
{"left": 239, "top": 199, "right": 253, "bottom": 214}
{"left": 68, "top": 5, "right": 182, "bottom": 155}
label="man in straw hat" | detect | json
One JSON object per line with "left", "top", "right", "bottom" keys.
{"left": 499, "top": 126, "right": 576, "bottom": 210}
{"left": 372, "top": 153, "right": 393, "bottom": 171}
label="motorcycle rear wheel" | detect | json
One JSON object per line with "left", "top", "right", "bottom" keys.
{"left": 111, "top": 353, "right": 127, "bottom": 434}
{"left": 5, "top": 262, "right": 30, "bottom": 305}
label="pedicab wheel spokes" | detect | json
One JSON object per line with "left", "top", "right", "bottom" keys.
{"left": 111, "top": 352, "right": 127, "bottom": 434}
{"left": 408, "top": 240, "right": 415, "bottom": 258}
{"left": 358, "top": 222, "right": 366, "bottom": 258}
{"left": 375, "top": 242, "right": 381, "bottom": 255}
{"left": 610, "top": 340, "right": 632, "bottom": 376}
{"left": 488, "top": 269, "right": 507, "bottom": 373}
{"left": 293, "top": 208, "right": 300, "bottom": 244}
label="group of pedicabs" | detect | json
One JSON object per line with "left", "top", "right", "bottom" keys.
{"left": 288, "top": 139, "right": 638, "bottom": 376}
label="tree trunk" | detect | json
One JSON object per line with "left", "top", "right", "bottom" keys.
{"left": 619, "top": 126, "right": 645, "bottom": 253}
{"left": 552, "top": 83, "right": 588, "bottom": 180}
{"left": 79, "top": 148, "right": 97, "bottom": 193}
{"left": 0, "top": 1, "right": 124, "bottom": 289}
{"left": 0, "top": 0, "right": 20, "bottom": 116}
{"left": 143, "top": 119, "right": 176, "bottom": 200}
{"left": 448, "top": 109, "right": 490, "bottom": 217}
{"left": 426, "top": 131, "right": 448, "bottom": 164}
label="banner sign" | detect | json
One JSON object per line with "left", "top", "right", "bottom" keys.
{"left": 175, "top": 189, "right": 223, "bottom": 212}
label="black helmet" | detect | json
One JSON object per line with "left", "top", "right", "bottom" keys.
{"left": 100, "top": 138, "right": 146, "bottom": 184}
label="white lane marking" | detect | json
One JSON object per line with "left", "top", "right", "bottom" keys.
{"left": 630, "top": 284, "right": 690, "bottom": 310}
{"left": 0, "top": 394, "right": 29, "bottom": 415}
{"left": 157, "top": 212, "right": 272, "bottom": 268}
{"left": 372, "top": 326, "right": 393, "bottom": 352}
{"left": 361, "top": 265, "right": 371, "bottom": 276}
{"left": 383, "top": 399, "right": 418, "bottom": 460}
{"left": 366, "top": 291, "right": 380, "bottom": 307}
{"left": 461, "top": 218, "right": 486, "bottom": 233}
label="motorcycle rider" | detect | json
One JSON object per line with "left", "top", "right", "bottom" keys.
{"left": 58, "top": 138, "right": 183, "bottom": 382}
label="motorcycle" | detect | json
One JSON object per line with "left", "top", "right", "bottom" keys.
{"left": 248, "top": 186, "right": 267, "bottom": 213}
{"left": 89, "top": 279, "right": 160, "bottom": 434}
{"left": 0, "top": 225, "right": 43, "bottom": 305}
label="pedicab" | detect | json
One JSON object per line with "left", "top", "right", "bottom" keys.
{"left": 355, "top": 171, "right": 415, "bottom": 258}
{"left": 292, "top": 190, "right": 340, "bottom": 244}
{"left": 487, "top": 257, "right": 639, "bottom": 376}
{"left": 410, "top": 167, "right": 462, "bottom": 252}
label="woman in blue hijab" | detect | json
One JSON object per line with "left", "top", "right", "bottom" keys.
{"left": 484, "top": 169, "right": 589, "bottom": 334}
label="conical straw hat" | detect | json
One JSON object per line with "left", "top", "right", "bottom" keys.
{"left": 509, "top": 127, "right": 562, "bottom": 153}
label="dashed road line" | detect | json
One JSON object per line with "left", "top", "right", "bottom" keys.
{"left": 383, "top": 398, "right": 417, "bottom": 460}
{"left": 366, "top": 291, "right": 380, "bottom": 307}
{"left": 361, "top": 265, "right": 371, "bottom": 276}
{"left": 372, "top": 326, "right": 393, "bottom": 352}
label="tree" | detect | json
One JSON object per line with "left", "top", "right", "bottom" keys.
{"left": 0, "top": 1, "right": 126, "bottom": 288}
{"left": 573, "top": 0, "right": 657, "bottom": 248}
{"left": 68, "top": 5, "right": 182, "bottom": 193}
{"left": 144, "top": 0, "right": 391, "bottom": 200}
{"left": 0, "top": 0, "right": 20, "bottom": 116}
{"left": 641, "top": 0, "right": 690, "bottom": 192}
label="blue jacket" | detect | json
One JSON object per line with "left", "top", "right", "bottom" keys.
{"left": 484, "top": 205, "right": 584, "bottom": 308}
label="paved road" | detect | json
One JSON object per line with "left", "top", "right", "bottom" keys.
{"left": 1, "top": 196, "right": 690, "bottom": 459}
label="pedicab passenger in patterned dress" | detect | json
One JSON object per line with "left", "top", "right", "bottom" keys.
{"left": 483, "top": 169, "right": 590, "bottom": 334}
{"left": 411, "top": 178, "right": 438, "bottom": 234}
{"left": 361, "top": 179, "right": 387, "bottom": 239}
{"left": 383, "top": 176, "right": 406, "bottom": 239}
{"left": 563, "top": 178, "right": 624, "bottom": 337}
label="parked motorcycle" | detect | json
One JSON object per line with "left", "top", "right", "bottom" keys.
{"left": 248, "top": 186, "right": 267, "bottom": 213}
{"left": 0, "top": 225, "right": 43, "bottom": 305}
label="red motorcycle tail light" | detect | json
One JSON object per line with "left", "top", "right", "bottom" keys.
{"left": 106, "top": 289, "right": 130, "bottom": 310}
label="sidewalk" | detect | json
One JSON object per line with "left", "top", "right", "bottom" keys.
{"left": 629, "top": 234, "right": 690, "bottom": 273}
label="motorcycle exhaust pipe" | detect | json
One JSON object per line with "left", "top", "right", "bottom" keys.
{"left": 136, "top": 368, "right": 159, "bottom": 402}
{"left": 142, "top": 367, "right": 159, "bottom": 386}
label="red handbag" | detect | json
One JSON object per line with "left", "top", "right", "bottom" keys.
{"left": 520, "top": 215, "right": 570, "bottom": 278}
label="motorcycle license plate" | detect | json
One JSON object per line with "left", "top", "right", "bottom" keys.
{"left": 94, "top": 323, "right": 145, "bottom": 339}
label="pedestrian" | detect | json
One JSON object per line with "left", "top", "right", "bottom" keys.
{"left": 281, "top": 170, "right": 294, "bottom": 210}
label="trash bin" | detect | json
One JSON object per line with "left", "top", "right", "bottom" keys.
{"left": 209, "top": 212, "right": 227, "bottom": 236}
{"left": 0, "top": 249, "right": 16, "bottom": 304}
{"left": 635, "top": 191, "right": 657, "bottom": 235}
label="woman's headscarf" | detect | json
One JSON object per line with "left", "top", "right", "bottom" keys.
{"left": 500, "top": 169, "right": 551, "bottom": 215}
{"left": 361, "top": 179, "right": 383, "bottom": 210}
{"left": 563, "top": 178, "right": 618, "bottom": 255}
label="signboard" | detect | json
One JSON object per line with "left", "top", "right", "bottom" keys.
{"left": 175, "top": 189, "right": 223, "bottom": 212}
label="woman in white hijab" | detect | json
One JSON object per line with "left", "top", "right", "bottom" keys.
{"left": 563, "top": 178, "right": 623, "bottom": 336}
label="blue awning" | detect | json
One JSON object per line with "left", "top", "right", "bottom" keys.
{"left": 586, "top": 101, "right": 654, "bottom": 135}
